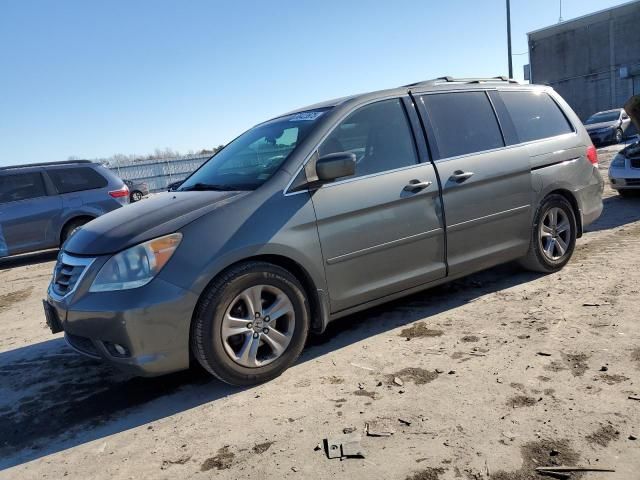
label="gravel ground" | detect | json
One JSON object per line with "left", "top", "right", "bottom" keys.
{"left": 0, "top": 144, "right": 639, "bottom": 480}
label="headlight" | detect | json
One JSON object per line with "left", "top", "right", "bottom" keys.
{"left": 89, "top": 233, "right": 182, "bottom": 292}
{"left": 610, "top": 154, "right": 626, "bottom": 168}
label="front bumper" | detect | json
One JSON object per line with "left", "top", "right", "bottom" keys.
{"left": 609, "top": 164, "right": 640, "bottom": 190}
{"left": 47, "top": 276, "right": 199, "bottom": 377}
{"left": 609, "top": 178, "right": 640, "bottom": 190}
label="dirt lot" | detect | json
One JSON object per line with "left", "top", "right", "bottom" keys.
{"left": 1, "top": 144, "right": 639, "bottom": 480}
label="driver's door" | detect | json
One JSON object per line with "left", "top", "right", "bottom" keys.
{"left": 310, "top": 98, "right": 446, "bottom": 312}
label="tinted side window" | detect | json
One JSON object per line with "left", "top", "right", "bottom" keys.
{"left": 48, "top": 167, "right": 108, "bottom": 194}
{"left": 500, "top": 91, "right": 573, "bottom": 143}
{"left": 421, "top": 92, "right": 504, "bottom": 159}
{"left": 0, "top": 172, "right": 47, "bottom": 203}
{"left": 318, "top": 99, "right": 418, "bottom": 179}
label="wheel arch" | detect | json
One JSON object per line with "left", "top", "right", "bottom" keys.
{"left": 545, "top": 189, "right": 582, "bottom": 238}
{"left": 191, "top": 253, "right": 329, "bottom": 336}
{"left": 59, "top": 215, "right": 96, "bottom": 245}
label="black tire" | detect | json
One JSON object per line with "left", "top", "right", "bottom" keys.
{"left": 190, "top": 261, "right": 310, "bottom": 386}
{"left": 60, "top": 218, "right": 90, "bottom": 245}
{"left": 615, "top": 128, "right": 623, "bottom": 144}
{"left": 618, "top": 189, "right": 634, "bottom": 198}
{"left": 130, "top": 191, "right": 143, "bottom": 202}
{"left": 519, "top": 194, "right": 577, "bottom": 273}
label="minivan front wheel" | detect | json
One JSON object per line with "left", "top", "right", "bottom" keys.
{"left": 190, "top": 261, "right": 310, "bottom": 386}
{"left": 519, "top": 194, "right": 577, "bottom": 273}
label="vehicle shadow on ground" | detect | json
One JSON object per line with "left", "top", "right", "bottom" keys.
{"left": 0, "top": 250, "right": 58, "bottom": 270}
{"left": 0, "top": 262, "right": 542, "bottom": 471}
{"left": 584, "top": 193, "right": 640, "bottom": 233}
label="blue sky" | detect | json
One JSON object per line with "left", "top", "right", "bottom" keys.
{"left": 0, "top": 0, "right": 629, "bottom": 165}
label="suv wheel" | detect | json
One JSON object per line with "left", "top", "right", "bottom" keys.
{"left": 519, "top": 194, "right": 577, "bottom": 273}
{"left": 190, "top": 261, "right": 310, "bottom": 386}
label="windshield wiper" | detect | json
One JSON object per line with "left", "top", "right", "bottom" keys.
{"left": 179, "top": 183, "right": 240, "bottom": 192}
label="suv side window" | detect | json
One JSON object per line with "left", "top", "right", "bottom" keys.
{"left": 500, "top": 91, "right": 573, "bottom": 143}
{"left": 421, "top": 92, "right": 504, "bottom": 159}
{"left": 318, "top": 98, "right": 418, "bottom": 179}
{"left": 0, "top": 172, "right": 47, "bottom": 203}
{"left": 47, "top": 167, "right": 108, "bottom": 194}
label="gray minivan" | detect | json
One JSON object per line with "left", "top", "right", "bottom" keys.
{"left": 45, "top": 77, "right": 603, "bottom": 386}
{"left": 0, "top": 160, "right": 128, "bottom": 258}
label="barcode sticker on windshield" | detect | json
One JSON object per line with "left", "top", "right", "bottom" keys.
{"left": 289, "top": 111, "right": 324, "bottom": 122}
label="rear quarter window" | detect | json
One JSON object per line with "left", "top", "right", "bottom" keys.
{"left": 421, "top": 92, "right": 504, "bottom": 159}
{"left": 47, "top": 167, "right": 108, "bottom": 194}
{"left": 500, "top": 91, "right": 574, "bottom": 143}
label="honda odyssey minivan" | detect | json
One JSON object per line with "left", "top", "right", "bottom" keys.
{"left": 44, "top": 77, "right": 603, "bottom": 385}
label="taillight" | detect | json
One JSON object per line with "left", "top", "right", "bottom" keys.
{"left": 586, "top": 145, "right": 598, "bottom": 165}
{"left": 109, "top": 185, "right": 129, "bottom": 198}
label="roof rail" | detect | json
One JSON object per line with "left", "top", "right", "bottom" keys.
{"left": 404, "top": 76, "right": 520, "bottom": 88}
{"left": 0, "top": 159, "right": 94, "bottom": 171}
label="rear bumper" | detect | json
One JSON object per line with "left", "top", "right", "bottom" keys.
{"left": 575, "top": 168, "right": 604, "bottom": 231}
{"left": 47, "top": 277, "right": 199, "bottom": 377}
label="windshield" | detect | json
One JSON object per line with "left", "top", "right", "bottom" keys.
{"left": 179, "top": 109, "right": 330, "bottom": 191}
{"left": 585, "top": 111, "right": 620, "bottom": 124}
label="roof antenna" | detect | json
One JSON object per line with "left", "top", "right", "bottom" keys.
{"left": 558, "top": 0, "right": 563, "bottom": 23}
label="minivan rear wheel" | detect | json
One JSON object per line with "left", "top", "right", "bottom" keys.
{"left": 519, "top": 194, "right": 577, "bottom": 273}
{"left": 190, "top": 261, "right": 310, "bottom": 386}
{"left": 61, "top": 218, "right": 90, "bottom": 245}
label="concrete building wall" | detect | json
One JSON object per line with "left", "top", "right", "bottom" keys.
{"left": 528, "top": 1, "right": 640, "bottom": 121}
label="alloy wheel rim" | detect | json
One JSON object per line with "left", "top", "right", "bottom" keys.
{"left": 221, "top": 284, "right": 295, "bottom": 368}
{"left": 539, "top": 207, "right": 571, "bottom": 261}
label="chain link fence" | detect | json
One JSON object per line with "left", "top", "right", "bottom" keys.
{"left": 107, "top": 155, "right": 210, "bottom": 192}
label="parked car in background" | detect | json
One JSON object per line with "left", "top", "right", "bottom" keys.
{"left": 123, "top": 179, "right": 149, "bottom": 202}
{"left": 584, "top": 108, "right": 632, "bottom": 145}
{"left": 0, "top": 160, "right": 128, "bottom": 258}
{"left": 608, "top": 139, "right": 640, "bottom": 196}
{"left": 45, "top": 77, "right": 603, "bottom": 386}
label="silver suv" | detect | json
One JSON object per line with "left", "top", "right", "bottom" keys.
{"left": 1, "top": 160, "right": 128, "bottom": 258}
{"left": 44, "top": 77, "right": 603, "bottom": 385}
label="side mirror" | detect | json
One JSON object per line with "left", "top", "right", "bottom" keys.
{"left": 315, "top": 152, "right": 356, "bottom": 182}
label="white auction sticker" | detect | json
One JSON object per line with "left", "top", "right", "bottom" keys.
{"left": 289, "top": 111, "right": 324, "bottom": 122}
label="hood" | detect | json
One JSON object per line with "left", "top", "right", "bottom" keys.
{"left": 584, "top": 121, "right": 618, "bottom": 131}
{"left": 65, "top": 190, "right": 248, "bottom": 255}
{"left": 619, "top": 140, "right": 640, "bottom": 160}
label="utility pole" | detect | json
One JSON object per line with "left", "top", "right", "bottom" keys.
{"left": 506, "top": 0, "right": 513, "bottom": 79}
{"left": 558, "top": 0, "right": 563, "bottom": 23}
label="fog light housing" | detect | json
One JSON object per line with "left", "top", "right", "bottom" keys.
{"left": 104, "top": 341, "right": 130, "bottom": 358}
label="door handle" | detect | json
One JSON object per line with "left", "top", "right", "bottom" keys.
{"left": 450, "top": 170, "right": 474, "bottom": 183}
{"left": 403, "top": 179, "right": 432, "bottom": 192}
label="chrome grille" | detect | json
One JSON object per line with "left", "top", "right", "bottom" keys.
{"left": 51, "top": 253, "right": 94, "bottom": 297}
